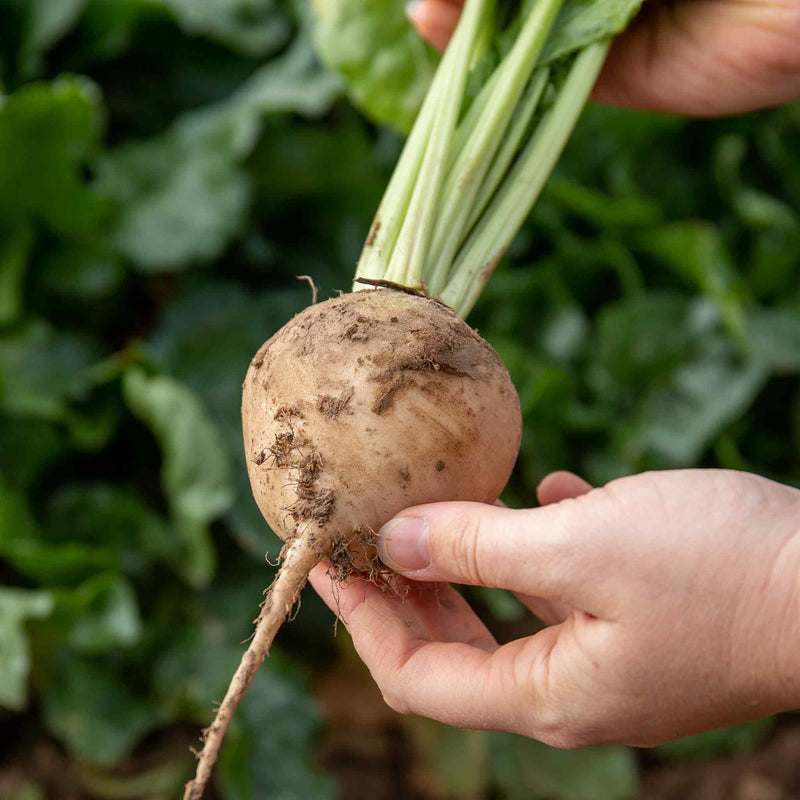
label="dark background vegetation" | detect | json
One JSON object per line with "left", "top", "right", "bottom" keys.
{"left": 1, "top": 1, "right": 799, "bottom": 798}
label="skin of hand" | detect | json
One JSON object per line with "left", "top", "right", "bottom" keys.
{"left": 405, "top": 0, "right": 800, "bottom": 116}
{"left": 309, "top": 469, "right": 800, "bottom": 747}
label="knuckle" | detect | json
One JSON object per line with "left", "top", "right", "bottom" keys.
{"left": 601, "top": 470, "right": 682, "bottom": 527}
{"left": 537, "top": 727, "right": 597, "bottom": 750}
{"left": 441, "top": 513, "right": 488, "bottom": 585}
{"left": 542, "top": 490, "right": 609, "bottom": 555}
{"left": 374, "top": 645, "right": 421, "bottom": 717}
{"left": 517, "top": 703, "right": 591, "bottom": 748}
{"left": 711, "top": 470, "right": 793, "bottom": 519}
{"left": 519, "top": 699, "right": 602, "bottom": 749}
{"left": 548, "top": 494, "right": 590, "bottom": 541}
{"left": 601, "top": 471, "right": 655, "bottom": 508}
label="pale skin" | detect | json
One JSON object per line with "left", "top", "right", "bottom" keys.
{"left": 310, "top": 470, "right": 800, "bottom": 746}
{"left": 405, "top": 0, "right": 800, "bottom": 115}
{"left": 308, "top": 0, "right": 800, "bottom": 748}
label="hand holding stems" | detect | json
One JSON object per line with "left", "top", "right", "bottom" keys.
{"left": 408, "top": 0, "right": 800, "bottom": 116}
{"left": 310, "top": 469, "right": 800, "bottom": 746}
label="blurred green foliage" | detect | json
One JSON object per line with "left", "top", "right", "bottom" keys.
{"left": 0, "top": 0, "right": 798, "bottom": 797}
{"left": 313, "top": 0, "right": 644, "bottom": 133}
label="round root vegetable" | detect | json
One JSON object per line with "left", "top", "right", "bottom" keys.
{"left": 245, "top": 288, "right": 520, "bottom": 575}
{"left": 183, "top": 288, "right": 520, "bottom": 800}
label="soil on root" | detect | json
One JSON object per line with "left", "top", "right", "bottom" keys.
{"left": 364, "top": 299, "right": 496, "bottom": 417}
{"left": 275, "top": 288, "right": 501, "bottom": 419}
{"left": 326, "top": 527, "right": 400, "bottom": 592}
{"left": 318, "top": 389, "right": 354, "bottom": 419}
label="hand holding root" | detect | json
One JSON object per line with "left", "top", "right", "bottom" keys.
{"left": 311, "top": 469, "right": 800, "bottom": 747}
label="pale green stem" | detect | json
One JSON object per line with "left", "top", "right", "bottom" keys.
{"left": 447, "top": 68, "right": 501, "bottom": 170}
{"left": 353, "top": 63, "right": 446, "bottom": 286}
{"left": 425, "top": 0, "right": 564, "bottom": 296}
{"left": 441, "top": 40, "right": 610, "bottom": 316}
{"left": 355, "top": 0, "right": 612, "bottom": 318}
{"left": 465, "top": 67, "right": 549, "bottom": 232}
{"left": 384, "top": 0, "right": 491, "bottom": 288}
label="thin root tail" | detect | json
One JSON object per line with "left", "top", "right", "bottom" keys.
{"left": 183, "top": 538, "right": 321, "bottom": 800}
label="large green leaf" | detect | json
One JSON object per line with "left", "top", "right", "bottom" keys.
{"left": 97, "top": 37, "right": 341, "bottom": 270}
{"left": 654, "top": 718, "right": 775, "bottom": 763}
{"left": 122, "top": 367, "right": 235, "bottom": 586}
{"left": 591, "top": 293, "right": 692, "bottom": 391}
{"left": 0, "top": 319, "right": 115, "bottom": 451}
{"left": 0, "top": 319, "right": 101, "bottom": 420}
{"left": 39, "top": 649, "right": 165, "bottom": 767}
{"left": 491, "top": 734, "right": 637, "bottom": 800}
{"left": 540, "top": 0, "right": 643, "bottom": 65}
{"left": 747, "top": 306, "right": 800, "bottom": 372}
{"left": 218, "top": 669, "right": 337, "bottom": 800}
{"left": 37, "top": 238, "right": 125, "bottom": 303}
{"left": 146, "top": 279, "right": 307, "bottom": 556}
{"left": 122, "top": 368, "right": 234, "bottom": 528}
{"left": 46, "top": 483, "right": 177, "bottom": 578}
{"left": 0, "top": 0, "right": 87, "bottom": 77}
{"left": 313, "top": 0, "right": 437, "bottom": 133}
{"left": 99, "top": 139, "right": 250, "bottom": 271}
{"left": 0, "top": 225, "right": 33, "bottom": 325}
{"left": 55, "top": 572, "right": 142, "bottom": 653}
{"left": 0, "top": 587, "right": 53, "bottom": 710}
{"left": 0, "top": 478, "right": 117, "bottom": 585}
{"left": 24, "top": 571, "right": 142, "bottom": 655}
{"left": 3, "top": 539, "right": 117, "bottom": 586}
{"left": 631, "top": 354, "right": 768, "bottom": 465}
{"left": 0, "top": 320, "right": 98, "bottom": 421}
{"left": 0, "top": 76, "right": 106, "bottom": 234}
{"left": 639, "top": 222, "right": 745, "bottom": 340}
{"left": 162, "top": 0, "right": 289, "bottom": 56}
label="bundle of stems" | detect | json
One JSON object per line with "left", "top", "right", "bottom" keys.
{"left": 354, "top": 0, "right": 610, "bottom": 318}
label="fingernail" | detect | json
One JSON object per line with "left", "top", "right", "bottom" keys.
{"left": 405, "top": 0, "right": 423, "bottom": 23}
{"left": 378, "top": 517, "right": 430, "bottom": 571}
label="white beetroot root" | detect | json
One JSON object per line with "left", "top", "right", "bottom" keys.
{"left": 184, "top": 288, "right": 521, "bottom": 798}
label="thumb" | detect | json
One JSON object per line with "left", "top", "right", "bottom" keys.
{"left": 376, "top": 499, "right": 608, "bottom": 612}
